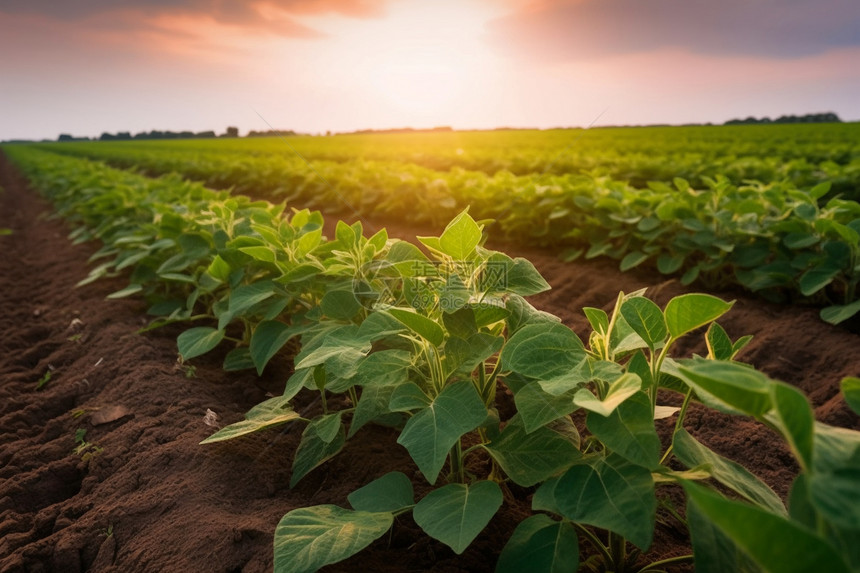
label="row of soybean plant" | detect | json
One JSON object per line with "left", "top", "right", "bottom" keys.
{"left": 7, "top": 145, "right": 860, "bottom": 573}
{"left": 32, "top": 140, "right": 860, "bottom": 325}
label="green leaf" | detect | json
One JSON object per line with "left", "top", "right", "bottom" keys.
{"left": 413, "top": 481, "right": 503, "bottom": 554}
{"left": 249, "top": 320, "right": 305, "bottom": 375}
{"left": 683, "top": 481, "right": 850, "bottom": 573}
{"left": 220, "top": 280, "right": 280, "bottom": 327}
{"left": 295, "top": 227, "right": 322, "bottom": 257}
{"left": 389, "top": 382, "right": 431, "bottom": 412}
{"left": 442, "top": 307, "right": 478, "bottom": 339}
{"left": 309, "top": 412, "right": 343, "bottom": 444}
{"left": 705, "top": 322, "right": 733, "bottom": 361}
{"left": 810, "top": 467, "right": 860, "bottom": 531}
{"left": 273, "top": 505, "right": 393, "bottom": 573}
{"left": 207, "top": 254, "right": 231, "bottom": 282}
{"left": 291, "top": 419, "right": 346, "bottom": 487}
{"left": 586, "top": 391, "right": 660, "bottom": 470}
{"left": 673, "top": 429, "right": 785, "bottom": 514}
{"left": 496, "top": 515, "right": 579, "bottom": 573}
{"left": 842, "top": 377, "right": 860, "bottom": 416}
{"left": 352, "top": 349, "right": 414, "bottom": 389}
{"left": 532, "top": 476, "right": 562, "bottom": 515}
{"left": 485, "top": 416, "right": 580, "bottom": 486}
{"left": 810, "top": 422, "right": 860, "bottom": 533}
{"left": 783, "top": 232, "right": 819, "bottom": 250}
{"left": 505, "top": 294, "right": 561, "bottom": 334}
{"left": 680, "top": 266, "right": 700, "bottom": 286}
{"left": 686, "top": 497, "right": 757, "bottom": 573}
{"left": 513, "top": 383, "right": 577, "bottom": 434}
{"left": 177, "top": 232, "right": 211, "bottom": 259}
{"left": 675, "top": 360, "right": 772, "bottom": 417}
{"left": 583, "top": 307, "right": 609, "bottom": 334}
{"left": 348, "top": 471, "right": 414, "bottom": 513}
{"left": 573, "top": 373, "right": 641, "bottom": 417}
{"left": 439, "top": 210, "right": 482, "bottom": 260}
{"left": 620, "top": 251, "right": 649, "bottom": 271}
{"left": 349, "top": 384, "right": 398, "bottom": 438}
{"left": 555, "top": 454, "right": 656, "bottom": 550}
{"left": 279, "top": 262, "right": 322, "bottom": 284}
{"left": 664, "top": 294, "right": 733, "bottom": 339}
{"left": 484, "top": 253, "right": 551, "bottom": 296}
{"left": 200, "top": 396, "right": 299, "bottom": 444}
{"left": 767, "top": 383, "right": 815, "bottom": 472}
{"left": 356, "top": 311, "right": 407, "bottom": 342}
{"left": 444, "top": 333, "right": 503, "bottom": 375}
{"left": 177, "top": 326, "right": 225, "bottom": 360}
{"left": 387, "top": 308, "right": 445, "bottom": 347}
{"left": 107, "top": 283, "right": 143, "bottom": 299}
{"left": 809, "top": 181, "right": 832, "bottom": 199}
{"left": 321, "top": 289, "right": 361, "bottom": 321}
{"left": 335, "top": 220, "right": 358, "bottom": 249}
{"left": 239, "top": 245, "right": 276, "bottom": 263}
{"left": 294, "top": 326, "right": 371, "bottom": 372}
{"left": 657, "top": 253, "right": 685, "bottom": 274}
{"left": 223, "top": 347, "right": 255, "bottom": 371}
{"left": 501, "top": 322, "right": 586, "bottom": 384}
{"left": 396, "top": 381, "right": 487, "bottom": 484}
{"left": 731, "top": 335, "right": 753, "bottom": 357}
{"left": 799, "top": 263, "right": 841, "bottom": 296}
{"left": 620, "top": 297, "right": 667, "bottom": 351}
{"left": 821, "top": 299, "right": 860, "bottom": 325}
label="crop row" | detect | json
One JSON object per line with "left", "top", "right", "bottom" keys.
{"left": 36, "top": 123, "right": 860, "bottom": 195}
{"left": 22, "top": 139, "right": 860, "bottom": 325}
{"left": 7, "top": 145, "right": 860, "bottom": 573}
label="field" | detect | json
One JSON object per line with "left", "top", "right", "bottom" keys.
{"left": 1, "top": 124, "right": 860, "bottom": 573}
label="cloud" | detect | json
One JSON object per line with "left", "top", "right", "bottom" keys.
{"left": 486, "top": 0, "right": 860, "bottom": 61}
{"left": 0, "top": 0, "right": 388, "bottom": 36}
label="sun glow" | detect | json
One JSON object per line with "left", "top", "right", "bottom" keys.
{"left": 316, "top": 0, "right": 504, "bottom": 121}
{"left": 364, "top": 44, "right": 464, "bottom": 113}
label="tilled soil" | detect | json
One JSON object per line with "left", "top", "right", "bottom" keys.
{"left": 1, "top": 151, "right": 858, "bottom": 573}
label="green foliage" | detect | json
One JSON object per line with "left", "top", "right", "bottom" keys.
{"left": 273, "top": 506, "right": 393, "bottom": 573}
{"left": 495, "top": 514, "right": 579, "bottom": 573}
{"left": 10, "top": 144, "right": 860, "bottom": 573}
{"left": 412, "top": 481, "right": 503, "bottom": 554}
{"left": 18, "top": 124, "right": 860, "bottom": 324}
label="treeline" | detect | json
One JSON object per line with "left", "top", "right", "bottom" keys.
{"left": 725, "top": 112, "right": 841, "bottom": 125}
{"left": 337, "top": 126, "right": 453, "bottom": 135}
{"left": 58, "top": 126, "right": 241, "bottom": 142}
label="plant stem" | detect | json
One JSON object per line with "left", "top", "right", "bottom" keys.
{"left": 573, "top": 523, "right": 612, "bottom": 565}
{"left": 449, "top": 439, "right": 466, "bottom": 483}
{"left": 608, "top": 532, "right": 627, "bottom": 571}
{"left": 674, "top": 388, "right": 694, "bottom": 433}
{"left": 650, "top": 337, "right": 675, "bottom": 413}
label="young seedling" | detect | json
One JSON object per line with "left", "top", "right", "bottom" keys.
{"left": 73, "top": 428, "right": 103, "bottom": 460}
{"left": 36, "top": 367, "right": 54, "bottom": 390}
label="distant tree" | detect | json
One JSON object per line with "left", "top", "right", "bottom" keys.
{"left": 196, "top": 131, "right": 217, "bottom": 138}
{"left": 224, "top": 126, "right": 239, "bottom": 138}
{"left": 247, "top": 129, "right": 297, "bottom": 137}
{"left": 725, "top": 112, "right": 840, "bottom": 125}
{"left": 58, "top": 134, "right": 74, "bottom": 141}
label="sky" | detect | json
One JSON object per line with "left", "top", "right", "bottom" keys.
{"left": 1, "top": 0, "right": 859, "bottom": 140}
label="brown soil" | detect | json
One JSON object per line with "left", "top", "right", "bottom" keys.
{"left": 1, "top": 151, "right": 858, "bottom": 573}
